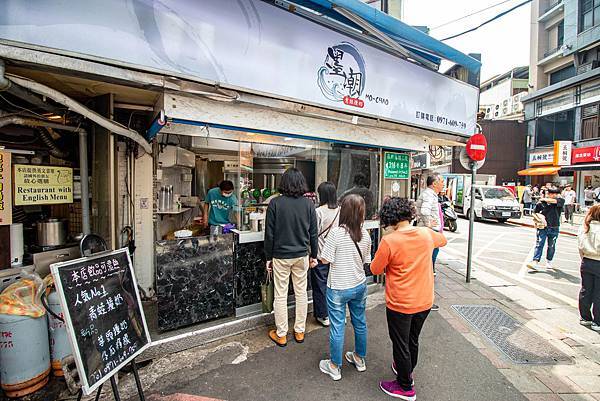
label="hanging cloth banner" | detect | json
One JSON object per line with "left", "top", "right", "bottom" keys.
{"left": 0, "top": 151, "right": 11, "bottom": 225}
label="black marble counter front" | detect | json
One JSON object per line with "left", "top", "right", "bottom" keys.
{"left": 155, "top": 235, "right": 235, "bottom": 331}
{"left": 234, "top": 240, "right": 266, "bottom": 308}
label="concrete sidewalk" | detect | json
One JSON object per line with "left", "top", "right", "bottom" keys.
{"left": 104, "top": 257, "right": 600, "bottom": 401}
{"left": 143, "top": 301, "right": 526, "bottom": 401}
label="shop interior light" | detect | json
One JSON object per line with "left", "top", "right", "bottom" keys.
{"left": 284, "top": 137, "right": 293, "bottom": 141}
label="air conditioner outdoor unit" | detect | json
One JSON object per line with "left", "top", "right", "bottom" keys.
{"left": 502, "top": 107, "right": 510, "bottom": 116}
{"left": 513, "top": 102, "right": 524, "bottom": 113}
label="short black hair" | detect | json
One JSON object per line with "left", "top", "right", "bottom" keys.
{"left": 379, "top": 197, "right": 416, "bottom": 227}
{"left": 426, "top": 173, "right": 442, "bottom": 187}
{"left": 278, "top": 168, "right": 308, "bottom": 198}
{"left": 318, "top": 181, "right": 338, "bottom": 208}
{"left": 219, "top": 180, "right": 234, "bottom": 192}
{"left": 548, "top": 188, "right": 561, "bottom": 194}
{"left": 353, "top": 173, "right": 369, "bottom": 187}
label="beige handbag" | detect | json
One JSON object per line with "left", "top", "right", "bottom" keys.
{"left": 532, "top": 213, "right": 547, "bottom": 229}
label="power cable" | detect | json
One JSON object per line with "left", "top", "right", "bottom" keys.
{"left": 441, "top": 0, "right": 532, "bottom": 41}
{"left": 430, "top": 0, "right": 515, "bottom": 31}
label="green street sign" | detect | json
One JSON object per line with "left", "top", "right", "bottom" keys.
{"left": 384, "top": 152, "right": 410, "bottom": 179}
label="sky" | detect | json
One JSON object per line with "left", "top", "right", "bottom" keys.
{"left": 402, "top": 0, "right": 532, "bottom": 82}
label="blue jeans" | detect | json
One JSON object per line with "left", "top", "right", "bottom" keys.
{"left": 533, "top": 227, "right": 559, "bottom": 262}
{"left": 432, "top": 248, "right": 440, "bottom": 270}
{"left": 326, "top": 282, "right": 368, "bottom": 366}
{"left": 310, "top": 262, "right": 329, "bottom": 319}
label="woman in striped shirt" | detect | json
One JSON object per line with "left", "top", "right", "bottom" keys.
{"left": 318, "top": 194, "right": 372, "bottom": 381}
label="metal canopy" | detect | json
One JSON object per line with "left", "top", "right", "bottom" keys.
{"left": 273, "top": 0, "right": 481, "bottom": 74}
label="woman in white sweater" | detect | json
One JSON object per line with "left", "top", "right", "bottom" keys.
{"left": 578, "top": 205, "right": 600, "bottom": 331}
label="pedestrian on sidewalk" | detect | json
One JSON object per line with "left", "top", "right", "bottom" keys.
{"left": 312, "top": 181, "right": 340, "bottom": 327}
{"left": 578, "top": 205, "right": 600, "bottom": 331}
{"left": 371, "top": 198, "right": 447, "bottom": 400}
{"left": 562, "top": 185, "right": 576, "bottom": 224}
{"left": 415, "top": 173, "right": 444, "bottom": 311}
{"left": 522, "top": 185, "right": 533, "bottom": 216}
{"left": 584, "top": 186, "right": 595, "bottom": 208}
{"left": 318, "top": 194, "right": 371, "bottom": 381}
{"left": 265, "top": 168, "right": 318, "bottom": 347}
{"left": 527, "top": 188, "right": 565, "bottom": 271}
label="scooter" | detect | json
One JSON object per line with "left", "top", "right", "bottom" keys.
{"left": 441, "top": 201, "right": 458, "bottom": 232}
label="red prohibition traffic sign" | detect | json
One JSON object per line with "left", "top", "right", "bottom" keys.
{"left": 466, "top": 133, "right": 487, "bottom": 161}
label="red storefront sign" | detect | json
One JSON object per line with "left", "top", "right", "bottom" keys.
{"left": 572, "top": 145, "right": 600, "bottom": 164}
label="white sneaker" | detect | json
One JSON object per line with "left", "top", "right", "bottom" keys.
{"left": 317, "top": 317, "right": 330, "bottom": 327}
{"left": 580, "top": 319, "right": 593, "bottom": 327}
{"left": 544, "top": 261, "right": 554, "bottom": 270}
{"left": 345, "top": 351, "right": 366, "bottom": 372}
{"left": 527, "top": 261, "right": 541, "bottom": 271}
{"left": 591, "top": 324, "right": 600, "bottom": 332}
{"left": 319, "top": 359, "right": 341, "bottom": 381}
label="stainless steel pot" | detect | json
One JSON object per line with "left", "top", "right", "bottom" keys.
{"left": 36, "top": 219, "right": 68, "bottom": 247}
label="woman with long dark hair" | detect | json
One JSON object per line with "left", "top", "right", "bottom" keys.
{"left": 265, "top": 168, "right": 318, "bottom": 347}
{"left": 312, "top": 182, "right": 340, "bottom": 327}
{"left": 318, "top": 194, "right": 371, "bottom": 381}
{"left": 578, "top": 204, "right": 600, "bottom": 331}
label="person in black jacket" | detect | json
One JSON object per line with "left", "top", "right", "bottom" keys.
{"left": 265, "top": 168, "right": 318, "bottom": 347}
{"left": 527, "top": 188, "right": 565, "bottom": 271}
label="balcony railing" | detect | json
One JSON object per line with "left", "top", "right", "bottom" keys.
{"left": 543, "top": 45, "right": 561, "bottom": 59}
{"left": 542, "top": 0, "right": 563, "bottom": 15}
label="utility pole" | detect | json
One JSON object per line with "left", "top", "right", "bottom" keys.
{"left": 466, "top": 161, "right": 477, "bottom": 283}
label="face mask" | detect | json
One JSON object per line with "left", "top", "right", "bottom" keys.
{"left": 223, "top": 192, "right": 233, "bottom": 198}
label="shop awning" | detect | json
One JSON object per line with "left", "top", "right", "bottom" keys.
{"left": 279, "top": 0, "right": 482, "bottom": 74}
{"left": 518, "top": 166, "right": 561, "bottom": 176}
{"left": 560, "top": 163, "right": 600, "bottom": 171}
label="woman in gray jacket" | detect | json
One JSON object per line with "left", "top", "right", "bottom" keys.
{"left": 578, "top": 205, "right": 600, "bottom": 331}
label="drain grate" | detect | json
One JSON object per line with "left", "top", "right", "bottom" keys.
{"left": 452, "top": 305, "right": 572, "bottom": 365}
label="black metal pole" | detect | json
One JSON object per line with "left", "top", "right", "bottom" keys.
{"left": 130, "top": 360, "right": 146, "bottom": 401}
{"left": 466, "top": 162, "right": 477, "bottom": 283}
{"left": 94, "top": 384, "right": 103, "bottom": 401}
{"left": 110, "top": 377, "right": 122, "bottom": 401}
{"left": 76, "top": 389, "right": 83, "bottom": 401}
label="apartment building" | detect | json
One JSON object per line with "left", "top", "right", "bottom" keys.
{"left": 480, "top": 66, "right": 529, "bottom": 120}
{"left": 522, "top": 0, "right": 600, "bottom": 198}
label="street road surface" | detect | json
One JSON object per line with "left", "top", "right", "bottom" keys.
{"left": 440, "top": 218, "right": 581, "bottom": 302}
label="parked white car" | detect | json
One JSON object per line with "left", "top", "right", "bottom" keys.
{"left": 463, "top": 185, "right": 522, "bottom": 223}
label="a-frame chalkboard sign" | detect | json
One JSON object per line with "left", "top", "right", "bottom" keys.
{"left": 51, "top": 248, "right": 151, "bottom": 396}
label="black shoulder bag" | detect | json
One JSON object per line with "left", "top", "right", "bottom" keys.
{"left": 352, "top": 237, "right": 373, "bottom": 277}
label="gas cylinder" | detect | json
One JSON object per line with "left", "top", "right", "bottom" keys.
{"left": 0, "top": 313, "right": 50, "bottom": 398}
{"left": 47, "top": 290, "right": 71, "bottom": 377}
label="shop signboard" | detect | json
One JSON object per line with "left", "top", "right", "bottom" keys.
{"left": 572, "top": 145, "right": 600, "bottom": 164}
{"left": 553, "top": 141, "right": 572, "bottom": 166}
{"left": 411, "top": 152, "right": 430, "bottom": 170}
{"left": 13, "top": 164, "right": 73, "bottom": 206}
{"left": 0, "top": 151, "right": 11, "bottom": 225}
{"left": 529, "top": 149, "right": 554, "bottom": 166}
{"left": 384, "top": 153, "right": 410, "bottom": 179}
{"left": 0, "top": 0, "right": 478, "bottom": 137}
{"left": 50, "top": 249, "right": 151, "bottom": 395}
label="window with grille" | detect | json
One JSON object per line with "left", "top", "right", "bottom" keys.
{"left": 582, "top": 103, "right": 600, "bottom": 139}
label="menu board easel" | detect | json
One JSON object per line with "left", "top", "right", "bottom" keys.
{"left": 50, "top": 248, "right": 151, "bottom": 398}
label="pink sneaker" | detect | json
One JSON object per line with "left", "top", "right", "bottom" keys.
{"left": 379, "top": 380, "right": 416, "bottom": 400}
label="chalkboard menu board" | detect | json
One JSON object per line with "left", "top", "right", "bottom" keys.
{"left": 51, "top": 249, "right": 151, "bottom": 395}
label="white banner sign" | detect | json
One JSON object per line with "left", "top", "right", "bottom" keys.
{"left": 0, "top": 0, "right": 478, "bottom": 137}
{"left": 529, "top": 149, "right": 554, "bottom": 166}
{"left": 553, "top": 141, "right": 572, "bottom": 166}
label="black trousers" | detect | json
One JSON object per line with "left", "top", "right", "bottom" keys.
{"left": 310, "top": 262, "right": 329, "bottom": 319}
{"left": 386, "top": 307, "right": 430, "bottom": 391}
{"left": 579, "top": 258, "right": 600, "bottom": 324}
